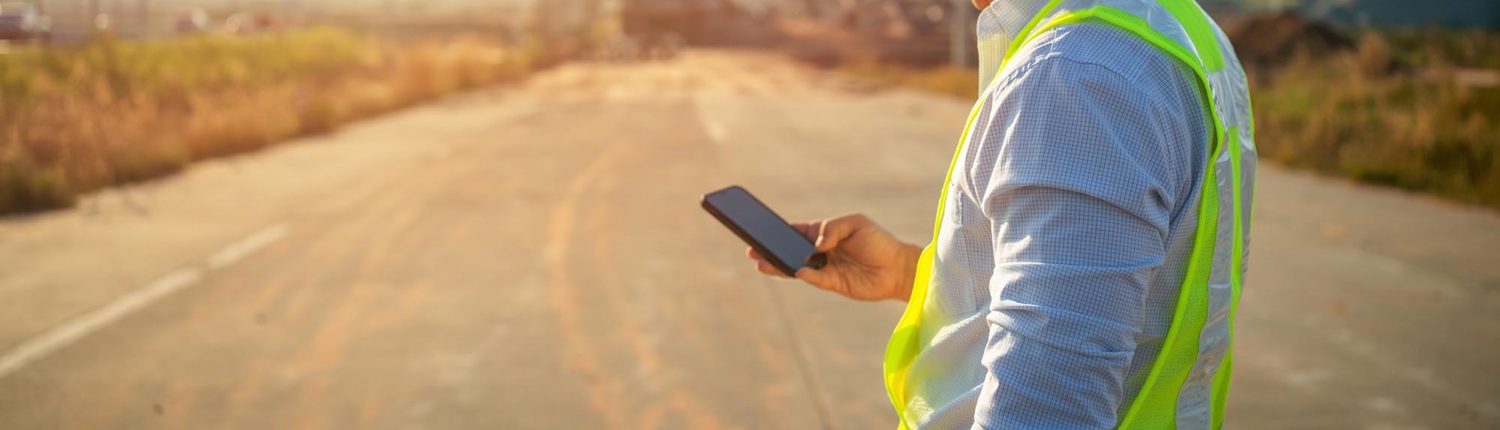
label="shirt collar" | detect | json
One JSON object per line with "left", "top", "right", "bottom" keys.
{"left": 976, "top": 0, "right": 1052, "bottom": 92}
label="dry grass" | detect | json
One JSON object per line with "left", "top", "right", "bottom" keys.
{"left": 1253, "top": 30, "right": 1500, "bottom": 208}
{"left": 0, "top": 28, "right": 541, "bottom": 214}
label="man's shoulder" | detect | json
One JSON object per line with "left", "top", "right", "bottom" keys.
{"left": 997, "top": 20, "right": 1194, "bottom": 94}
{"left": 972, "top": 19, "right": 1210, "bottom": 212}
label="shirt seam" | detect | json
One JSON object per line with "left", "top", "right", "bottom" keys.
{"left": 981, "top": 52, "right": 1177, "bottom": 242}
{"left": 998, "top": 25, "right": 1198, "bottom": 232}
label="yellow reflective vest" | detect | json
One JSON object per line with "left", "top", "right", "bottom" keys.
{"left": 883, "top": 0, "right": 1257, "bottom": 428}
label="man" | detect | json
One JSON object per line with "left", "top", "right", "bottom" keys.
{"left": 747, "top": 0, "right": 1256, "bottom": 428}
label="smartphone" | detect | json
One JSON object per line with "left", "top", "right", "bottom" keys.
{"left": 701, "top": 186, "right": 828, "bottom": 277}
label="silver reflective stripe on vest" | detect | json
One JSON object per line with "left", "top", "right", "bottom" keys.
{"left": 1214, "top": 21, "right": 1259, "bottom": 260}
{"left": 1175, "top": 95, "right": 1235, "bottom": 430}
{"left": 1177, "top": 10, "right": 1256, "bottom": 430}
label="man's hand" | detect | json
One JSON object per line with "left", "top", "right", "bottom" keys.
{"left": 747, "top": 214, "right": 922, "bottom": 302}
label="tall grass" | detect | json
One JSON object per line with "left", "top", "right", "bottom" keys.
{"left": 0, "top": 28, "right": 539, "bottom": 214}
{"left": 1253, "top": 31, "right": 1500, "bottom": 208}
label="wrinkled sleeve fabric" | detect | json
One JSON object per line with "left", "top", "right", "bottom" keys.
{"left": 964, "top": 47, "right": 1185, "bottom": 429}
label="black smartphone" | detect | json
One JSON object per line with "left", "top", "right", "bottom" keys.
{"left": 701, "top": 186, "right": 828, "bottom": 277}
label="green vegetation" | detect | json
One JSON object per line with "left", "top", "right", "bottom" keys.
{"left": 843, "top": 29, "right": 1500, "bottom": 210}
{"left": 0, "top": 28, "right": 372, "bottom": 107}
{"left": 0, "top": 28, "right": 541, "bottom": 214}
{"left": 1253, "top": 30, "right": 1500, "bottom": 208}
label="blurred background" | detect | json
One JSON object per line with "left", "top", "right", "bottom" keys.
{"left": 0, "top": 0, "right": 1496, "bottom": 429}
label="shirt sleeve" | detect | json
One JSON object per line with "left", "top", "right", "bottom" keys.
{"left": 965, "top": 53, "right": 1183, "bottom": 429}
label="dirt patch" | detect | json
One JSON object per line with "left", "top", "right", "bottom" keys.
{"left": 1227, "top": 11, "right": 1356, "bottom": 70}
{"left": 773, "top": 17, "right": 954, "bottom": 69}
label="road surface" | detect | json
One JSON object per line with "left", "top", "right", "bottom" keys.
{"left": 0, "top": 51, "right": 1497, "bottom": 429}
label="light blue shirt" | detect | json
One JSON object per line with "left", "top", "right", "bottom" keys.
{"left": 908, "top": 2, "right": 1212, "bottom": 429}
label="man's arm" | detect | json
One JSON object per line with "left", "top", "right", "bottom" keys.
{"left": 967, "top": 53, "right": 1183, "bottom": 428}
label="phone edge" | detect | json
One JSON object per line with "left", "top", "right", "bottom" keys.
{"left": 700, "top": 189, "right": 800, "bottom": 277}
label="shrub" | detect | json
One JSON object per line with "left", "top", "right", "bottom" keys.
{"left": 0, "top": 28, "right": 541, "bottom": 214}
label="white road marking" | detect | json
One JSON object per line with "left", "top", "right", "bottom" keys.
{"left": 694, "top": 91, "right": 730, "bottom": 145}
{"left": 0, "top": 269, "right": 201, "bottom": 379}
{"left": 705, "top": 119, "right": 728, "bottom": 144}
{"left": 515, "top": 105, "right": 540, "bottom": 120}
{"left": 605, "top": 86, "right": 633, "bottom": 101}
{"left": 0, "top": 223, "right": 289, "bottom": 379}
{"left": 1367, "top": 397, "right": 1407, "bottom": 415}
{"left": 207, "top": 224, "right": 289, "bottom": 270}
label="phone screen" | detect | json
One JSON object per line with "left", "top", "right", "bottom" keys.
{"left": 702, "top": 186, "right": 821, "bottom": 275}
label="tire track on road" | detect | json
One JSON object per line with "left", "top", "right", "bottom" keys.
{"left": 545, "top": 141, "right": 632, "bottom": 428}
{"left": 218, "top": 148, "right": 479, "bottom": 427}
{"left": 582, "top": 168, "right": 732, "bottom": 430}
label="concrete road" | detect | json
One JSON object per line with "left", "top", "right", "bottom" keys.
{"left": 0, "top": 51, "right": 1497, "bottom": 430}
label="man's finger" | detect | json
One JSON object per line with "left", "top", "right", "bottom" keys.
{"left": 795, "top": 267, "right": 836, "bottom": 291}
{"left": 746, "top": 247, "right": 762, "bottom": 260}
{"left": 816, "top": 216, "right": 861, "bottom": 252}
{"left": 757, "top": 259, "right": 788, "bottom": 278}
{"left": 790, "top": 222, "right": 819, "bottom": 241}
